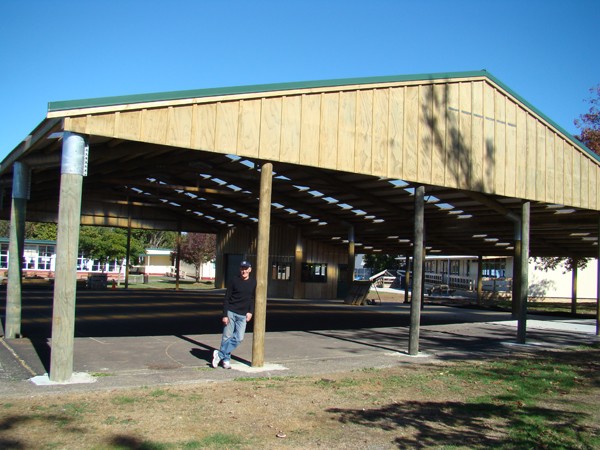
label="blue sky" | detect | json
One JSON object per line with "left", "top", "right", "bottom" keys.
{"left": 1, "top": 0, "right": 598, "bottom": 160}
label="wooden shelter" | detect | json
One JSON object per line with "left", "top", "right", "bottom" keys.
{"left": 1, "top": 70, "right": 599, "bottom": 382}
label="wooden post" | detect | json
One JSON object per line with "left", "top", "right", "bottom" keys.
{"left": 571, "top": 260, "right": 578, "bottom": 315}
{"left": 404, "top": 255, "right": 410, "bottom": 303}
{"left": 516, "top": 202, "right": 530, "bottom": 344}
{"left": 347, "top": 225, "right": 355, "bottom": 287}
{"left": 512, "top": 224, "right": 522, "bottom": 318}
{"left": 124, "top": 202, "right": 132, "bottom": 289}
{"left": 293, "top": 227, "right": 303, "bottom": 299}
{"left": 50, "top": 132, "right": 87, "bottom": 382}
{"left": 5, "top": 162, "right": 30, "bottom": 338}
{"left": 408, "top": 186, "right": 425, "bottom": 355}
{"left": 252, "top": 162, "right": 272, "bottom": 367}
{"left": 477, "top": 255, "right": 484, "bottom": 305}
{"left": 175, "top": 229, "right": 182, "bottom": 290}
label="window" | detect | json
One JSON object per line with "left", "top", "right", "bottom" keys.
{"left": 22, "top": 245, "right": 37, "bottom": 269}
{"left": 272, "top": 261, "right": 291, "bottom": 280}
{"left": 301, "top": 262, "right": 327, "bottom": 283}
{"left": 450, "top": 260, "right": 460, "bottom": 275}
{"left": 37, "top": 245, "right": 54, "bottom": 270}
{"left": 482, "top": 259, "right": 506, "bottom": 278}
{"left": 0, "top": 243, "right": 8, "bottom": 269}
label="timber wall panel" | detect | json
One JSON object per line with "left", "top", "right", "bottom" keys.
{"left": 404, "top": 86, "right": 419, "bottom": 183}
{"left": 372, "top": 89, "right": 389, "bottom": 176}
{"left": 581, "top": 155, "right": 590, "bottom": 209}
{"left": 319, "top": 92, "right": 340, "bottom": 170}
{"left": 300, "top": 94, "right": 321, "bottom": 167}
{"left": 444, "top": 83, "right": 459, "bottom": 188}
{"left": 545, "top": 129, "right": 555, "bottom": 203}
{"left": 62, "top": 77, "right": 600, "bottom": 211}
{"left": 459, "top": 82, "right": 472, "bottom": 189}
{"left": 117, "top": 111, "right": 141, "bottom": 141}
{"left": 259, "top": 97, "right": 282, "bottom": 161}
{"left": 505, "top": 100, "right": 517, "bottom": 197}
{"left": 280, "top": 95, "right": 302, "bottom": 164}
{"left": 167, "top": 106, "right": 193, "bottom": 148}
{"left": 140, "top": 108, "right": 168, "bottom": 144}
{"left": 419, "top": 85, "right": 433, "bottom": 184}
{"left": 554, "top": 137, "right": 565, "bottom": 205}
{"left": 483, "top": 84, "right": 496, "bottom": 192}
{"left": 337, "top": 91, "right": 357, "bottom": 172}
{"left": 191, "top": 103, "right": 217, "bottom": 150}
{"left": 215, "top": 102, "right": 239, "bottom": 154}
{"left": 564, "top": 141, "right": 574, "bottom": 206}
{"left": 573, "top": 151, "right": 582, "bottom": 208}
{"left": 238, "top": 99, "right": 261, "bottom": 157}
{"left": 430, "top": 84, "right": 445, "bottom": 186}
{"left": 535, "top": 122, "right": 546, "bottom": 202}
{"left": 494, "top": 91, "right": 507, "bottom": 195}
{"left": 355, "top": 90, "right": 373, "bottom": 175}
{"left": 525, "top": 114, "right": 537, "bottom": 200}
{"left": 471, "top": 81, "right": 484, "bottom": 191}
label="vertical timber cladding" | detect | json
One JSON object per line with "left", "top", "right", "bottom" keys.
{"left": 217, "top": 224, "right": 347, "bottom": 300}
{"left": 62, "top": 74, "right": 600, "bottom": 210}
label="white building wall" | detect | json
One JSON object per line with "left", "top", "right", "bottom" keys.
{"left": 529, "top": 259, "right": 598, "bottom": 300}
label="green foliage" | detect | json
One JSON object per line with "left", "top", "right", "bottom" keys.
{"left": 362, "top": 253, "right": 403, "bottom": 273}
{"left": 25, "top": 222, "right": 57, "bottom": 240}
{"left": 132, "top": 230, "right": 178, "bottom": 249}
{"left": 79, "top": 227, "right": 146, "bottom": 268}
{"left": 532, "top": 256, "right": 589, "bottom": 273}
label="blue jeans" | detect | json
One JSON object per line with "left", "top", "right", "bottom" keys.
{"left": 217, "top": 311, "right": 247, "bottom": 362}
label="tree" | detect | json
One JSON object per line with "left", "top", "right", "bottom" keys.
{"left": 78, "top": 226, "right": 145, "bottom": 271}
{"left": 532, "top": 256, "right": 588, "bottom": 274}
{"left": 575, "top": 84, "right": 600, "bottom": 155}
{"left": 132, "top": 230, "right": 178, "bottom": 249}
{"left": 178, "top": 233, "right": 216, "bottom": 282}
{"left": 362, "top": 254, "right": 403, "bottom": 274}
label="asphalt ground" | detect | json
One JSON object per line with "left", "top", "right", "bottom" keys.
{"left": 0, "top": 287, "right": 598, "bottom": 397}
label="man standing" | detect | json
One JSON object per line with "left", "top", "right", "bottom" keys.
{"left": 212, "top": 260, "right": 256, "bottom": 369}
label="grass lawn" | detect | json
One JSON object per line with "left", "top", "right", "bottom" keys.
{"left": 1, "top": 344, "right": 598, "bottom": 449}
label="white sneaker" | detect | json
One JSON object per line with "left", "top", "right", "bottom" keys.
{"left": 222, "top": 360, "right": 231, "bottom": 369}
{"left": 212, "top": 350, "right": 221, "bottom": 368}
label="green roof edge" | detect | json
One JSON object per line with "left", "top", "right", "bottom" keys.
{"left": 48, "top": 69, "right": 597, "bottom": 162}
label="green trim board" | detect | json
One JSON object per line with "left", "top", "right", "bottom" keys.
{"left": 47, "top": 70, "right": 598, "bottom": 162}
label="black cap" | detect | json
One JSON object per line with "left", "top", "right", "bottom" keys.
{"left": 240, "top": 260, "right": 252, "bottom": 268}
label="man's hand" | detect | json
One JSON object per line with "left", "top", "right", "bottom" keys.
{"left": 246, "top": 312, "right": 253, "bottom": 322}
{"left": 222, "top": 316, "right": 229, "bottom": 325}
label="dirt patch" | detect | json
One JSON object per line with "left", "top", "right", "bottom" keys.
{"left": 1, "top": 346, "right": 599, "bottom": 449}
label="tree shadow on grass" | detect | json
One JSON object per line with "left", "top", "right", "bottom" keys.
{"left": 327, "top": 400, "right": 592, "bottom": 449}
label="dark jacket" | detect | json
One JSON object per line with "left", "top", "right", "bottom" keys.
{"left": 223, "top": 275, "right": 256, "bottom": 317}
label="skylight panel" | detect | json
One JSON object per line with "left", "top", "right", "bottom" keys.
{"left": 308, "top": 190, "right": 323, "bottom": 197}
{"left": 388, "top": 179, "right": 408, "bottom": 188}
{"left": 322, "top": 197, "right": 338, "bottom": 204}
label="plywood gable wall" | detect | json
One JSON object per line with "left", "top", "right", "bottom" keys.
{"left": 64, "top": 78, "right": 599, "bottom": 210}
